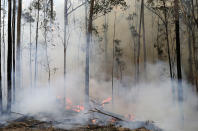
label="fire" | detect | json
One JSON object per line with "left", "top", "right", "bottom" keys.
{"left": 65, "top": 98, "right": 84, "bottom": 113}
{"left": 57, "top": 96, "right": 84, "bottom": 113}
{"left": 102, "top": 97, "right": 112, "bottom": 106}
{"left": 92, "top": 119, "right": 97, "bottom": 124}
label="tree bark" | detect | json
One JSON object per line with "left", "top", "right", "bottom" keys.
{"left": 17, "top": 0, "right": 22, "bottom": 89}
{"left": 174, "top": 0, "right": 183, "bottom": 102}
{"left": 12, "top": 0, "right": 16, "bottom": 103}
{"left": 51, "top": 0, "right": 53, "bottom": 20}
{"left": 63, "top": 0, "right": 68, "bottom": 108}
{"left": 137, "top": 0, "right": 143, "bottom": 83}
{"left": 29, "top": 2, "right": 32, "bottom": 89}
{"left": 85, "top": 0, "right": 94, "bottom": 107}
{"left": 142, "top": 0, "right": 147, "bottom": 79}
{"left": 0, "top": 0, "right": 2, "bottom": 114}
{"left": 7, "top": 0, "right": 12, "bottom": 113}
{"left": 112, "top": 12, "right": 116, "bottom": 106}
{"left": 34, "top": 0, "right": 40, "bottom": 88}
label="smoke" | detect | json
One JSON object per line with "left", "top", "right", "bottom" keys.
{"left": 7, "top": 62, "right": 197, "bottom": 131}
{"left": 0, "top": 1, "right": 197, "bottom": 131}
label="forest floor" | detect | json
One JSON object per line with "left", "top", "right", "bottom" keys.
{"left": 0, "top": 115, "right": 153, "bottom": 131}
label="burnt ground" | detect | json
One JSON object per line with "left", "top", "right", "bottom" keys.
{"left": 0, "top": 116, "right": 152, "bottom": 131}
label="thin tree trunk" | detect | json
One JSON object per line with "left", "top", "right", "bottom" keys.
{"left": 85, "top": 0, "right": 94, "bottom": 107}
{"left": 0, "top": 0, "right": 2, "bottom": 114}
{"left": 34, "top": 0, "right": 40, "bottom": 88}
{"left": 104, "top": 0, "right": 108, "bottom": 65}
{"left": 3, "top": 0, "right": 6, "bottom": 94}
{"left": 142, "top": 0, "right": 147, "bottom": 79}
{"left": 17, "top": 0, "right": 22, "bottom": 89}
{"left": 163, "top": 1, "right": 173, "bottom": 79}
{"left": 7, "top": 0, "right": 12, "bottom": 113}
{"left": 64, "top": 0, "right": 68, "bottom": 107}
{"left": 44, "top": 0, "right": 51, "bottom": 88}
{"left": 51, "top": 0, "right": 53, "bottom": 20}
{"left": 187, "top": 28, "right": 193, "bottom": 84}
{"left": 137, "top": 0, "right": 143, "bottom": 83}
{"left": 112, "top": 12, "right": 116, "bottom": 106}
{"left": 29, "top": 1, "right": 32, "bottom": 88}
{"left": 12, "top": 0, "right": 16, "bottom": 103}
{"left": 175, "top": 0, "right": 183, "bottom": 102}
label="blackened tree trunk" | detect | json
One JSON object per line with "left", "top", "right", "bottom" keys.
{"left": 12, "top": 0, "right": 16, "bottom": 103}
{"left": 17, "top": 0, "right": 22, "bottom": 89}
{"left": 85, "top": 0, "right": 94, "bottom": 107}
{"left": 51, "top": 0, "right": 53, "bottom": 20}
{"left": 7, "top": 0, "right": 12, "bottom": 113}
{"left": 175, "top": 0, "right": 183, "bottom": 102}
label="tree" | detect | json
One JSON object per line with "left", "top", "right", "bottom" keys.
{"left": 85, "top": 0, "right": 95, "bottom": 107}
{"left": 0, "top": 0, "right": 2, "bottom": 114}
{"left": 17, "top": 0, "right": 22, "bottom": 89}
{"left": 63, "top": 0, "right": 68, "bottom": 107}
{"left": 12, "top": 0, "right": 16, "bottom": 103}
{"left": 174, "top": 0, "right": 183, "bottom": 102}
{"left": 7, "top": 0, "right": 12, "bottom": 113}
{"left": 34, "top": 0, "right": 40, "bottom": 88}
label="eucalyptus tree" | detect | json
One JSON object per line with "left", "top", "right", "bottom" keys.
{"left": 7, "top": 0, "right": 12, "bottom": 113}
{"left": 12, "top": 0, "right": 16, "bottom": 103}
{"left": 17, "top": 0, "right": 22, "bottom": 89}
{"left": 174, "top": 0, "right": 183, "bottom": 102}
{"left": 84, "top": 0, "right": 127, "bottom": 106}
{"left": 0, "top": 0, "right": 2, "bottom": 114}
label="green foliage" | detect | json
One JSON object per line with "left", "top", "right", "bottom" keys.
{"left": 93, "top": 0, "right": 128, "bottom": 15}
{"left": 114, "top": 39, "right": 126, "bottom": 71}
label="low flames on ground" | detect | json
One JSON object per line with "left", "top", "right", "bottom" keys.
{"left": 56, "top": 96, "right": 135, "bottom": 124}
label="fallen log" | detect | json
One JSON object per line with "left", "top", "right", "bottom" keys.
{"left": 90, "top": 108, "right": 126, "bottom": 121}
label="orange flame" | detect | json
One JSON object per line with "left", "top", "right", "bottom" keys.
{"left": 92, "top": 119, "right": 96, "bottom": 124}
{"left": 65, "top": 98, "right": 84, "bottom": 113}
{"left": 102, "top": 97, "right": 112, "bottom": 106}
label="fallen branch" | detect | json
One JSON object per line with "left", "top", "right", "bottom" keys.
{"left": 90, "top": 108, "right": 126, "bottom": 121}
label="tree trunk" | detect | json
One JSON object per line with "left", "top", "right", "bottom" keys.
{"left": 3, "top": 0, "right": 6, "bottom": 95}
{"left": 44, "top": 0, "right": 51, "bottom": 88}
{"left": 51, "top": 0, "right": 53, "bottom": 20}
{"left": 85, "top": 0, "right": 94, "bottom": 107}
{"left": 34, "top": 0, "right": 40, "bottom": 88}
{"left": 29, "top": 2, "right": 32, "bottom": 88}
{"left": 63, "top": 0, "right": 68, "bottom": 108}
{"left": 142, "top": 0, "right": 147, "bottom": 79}
{"left": 174, "top": 0, "right": 183, "bottom": 102}
{"left": 137, "top": 0, "right": 143, "bottom": 83}
{"left": 7, "top": 0, "right": 12, "bottom": 113}
{"left": 17, "top": 0, "right": 22, "bottom": 89}
{"left": 112, "top": 12, "right": 116, "bottom": 106}
{"left": 0, "top": 0, "right": 2, "bottom": 114}
{"left": 12, "top": 0, "right": 16, "bottom": 103}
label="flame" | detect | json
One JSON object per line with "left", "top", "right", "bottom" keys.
{"left": 110, "top": 118, "right": 116, "bottom": 123}
{"left": 65, "top": 98, "right": 84, "bottom": 112}
{"left": 102, "top": 97, "right": 112, "bottom": 106}
{"left": 92, "top": 119, "right": 96, "bottom": 124}
{"left": 56, "top": 96, "right": 84, "bottom": 113}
